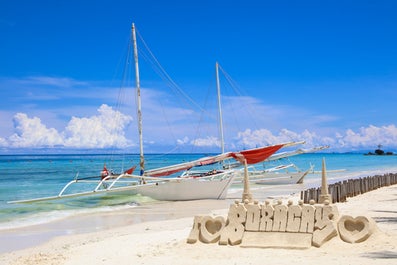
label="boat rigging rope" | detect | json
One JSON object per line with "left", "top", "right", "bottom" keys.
{"left": 134, "top": 28, "right": 220, "bottom": 155}
{"left": 218, "top": 65, "right": 260, "bottom": 132}
{"left": 136, "top": 29, "right": 205, "bottom": 113}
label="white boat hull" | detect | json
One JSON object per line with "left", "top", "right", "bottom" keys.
{"left": 253, "top": 172, "right": 306, "bottom": 185}
{"left": 8, "top": 171, "right": 235, "bottom": 204}
{"left": 232, "top": 164, "right": 313, "bottom": 185}
{"left": 136, "top": 176, "right": 234, "bottom": 201}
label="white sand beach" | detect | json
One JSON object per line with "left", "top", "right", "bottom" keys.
{"left": 1, "top": 184, "right": 396, "bottom": 265}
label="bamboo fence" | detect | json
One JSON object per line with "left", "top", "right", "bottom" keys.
{"left": 300, "top": 173, "right": 397, "bottom": 203}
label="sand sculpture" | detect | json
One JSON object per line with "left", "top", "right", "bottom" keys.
{"left": 187, "top": 158, "right": 378, "bottom": 248}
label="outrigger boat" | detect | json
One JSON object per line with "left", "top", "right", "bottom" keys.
{"left": 248, "top": 164, "right": 314, "bottom": 185}
{"left": 251, "top": 145, "right": 330, "bottom": 185}
{"left": 230, "top": 145, "right": 329, "bottom": 185}
{"left": 8, "top": 143, "right": 297, "bottom": 203}
{"left": 9, "top": 23, "right": 299, "bottom": 204}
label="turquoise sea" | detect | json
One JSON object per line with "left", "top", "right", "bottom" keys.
{"left": 1, "top": 152, "right": 397, "bottom": 231}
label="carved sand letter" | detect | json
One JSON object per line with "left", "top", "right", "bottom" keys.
{"left": 219, "top": 200, "right": 247, "bottom": 245}
{"left": 312, "top": 201, "right": 338, "bottom": 247}
{"left": 259, "top": 200, "right": 274, "bottom": 232}
{"left": 299, "top": 200, "right": 315, "bottom": 233}
{"left": 245, "top": 200, "right": 261, "bottom": 231}
{"left": 286, "top": 200, "right": 302, "bottom": 232}
{"left": 187, "top": 215, "right": 202, "bottom": 244}
{"left": 272, "top": 200, "right": 288, "bottom": 232}
{"left": 323, "top": 203, "right": 339, "bottom": 222}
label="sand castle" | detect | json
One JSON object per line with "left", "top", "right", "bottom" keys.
{"left": 187, "top": 158, "right": 378, "bottom": 248}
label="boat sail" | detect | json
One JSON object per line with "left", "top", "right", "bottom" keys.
{"left": 8, "top": 23, "right": 299, "bottom": 204}
{"left": 207, "top": 63, "right": 327, "bottom": 186}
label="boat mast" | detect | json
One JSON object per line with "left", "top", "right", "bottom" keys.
{"left": 131, "top": 23, "right": 144, "bottom": 175}
{"left": 215, "top": 62, "right": 225, "bottom": 154}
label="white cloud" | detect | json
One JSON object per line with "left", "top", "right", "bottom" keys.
{"left": 5, "top": 104, "right": 133, "bottom": 149}
{"left": 234, "top": 126, "right": 397, "bottom": 151}
{"left": 191, "top": 136, "right": 221, "bottom": 147}
{"left": 8, "top": 113, "right": 63, "bottom": 147}
{"left": 235, "top": 128, "right": 326, "bottom": 149}
{"left": 177, "top": 123, "right": 397, "bottom": 152}
{"left": 0, "top": 137, "right": 8, "bottom": 147}
{"left": 336, "top": 125, "right": 397, "bottom": 150}
{"left": 23, "top": 76, "right": 88, "bottom": 88}
{"left": 177, "top": 136, "right": 189, "bottom": 145}
{"left": 63, "top": 104, "right": 133, "bottom": 148}
{"left": 3, "top": 101, "right": 397, "bottom": 152}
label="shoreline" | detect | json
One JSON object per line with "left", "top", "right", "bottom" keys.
{"left": 0, "top": 199, "right": 232, "bottom": 254}
{"left": 0, "top": 182, "right": 306, "bottom": 254}
{"left": 1, "top": 170, "right": 396, "bottom": 254}
{"left": 0, "top": 184, "right": 396, "bottom": 264}
{"left": 1, "top": 168, "right": 397, "bottom": 263}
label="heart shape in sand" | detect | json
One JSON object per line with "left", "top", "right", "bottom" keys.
{"left": 338, "top": 215, "right": 373, "bottom": 243}
{"left": 199, "top": 216, "right": 226, "bottom": 243}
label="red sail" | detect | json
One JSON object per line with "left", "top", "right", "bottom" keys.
{"left": 231, "top": 144, "right": 284, "bottom": 164}
{"left": 124, "top": 166, "right": 137, "bottom": 174}
{"left": 100, "top": 165, "right": 109, "bottom": 179}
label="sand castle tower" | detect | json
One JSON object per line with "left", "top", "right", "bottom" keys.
{"left": 241, "top": 157, "right": 253, "bottom": 203}
{"left": 319, "top": 157, "right": 332, "bottom": 203}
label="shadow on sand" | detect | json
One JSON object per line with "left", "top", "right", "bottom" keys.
{"left": 362, "top": 251, "right": 397, "bottom": 259}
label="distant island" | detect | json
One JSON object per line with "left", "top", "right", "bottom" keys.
{"left": 364, "top": 145, "right": 395, "bottom": 156}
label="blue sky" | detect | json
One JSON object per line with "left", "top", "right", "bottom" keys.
{"left": 0, "top": 0, "right": 396, "bottom": 153}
